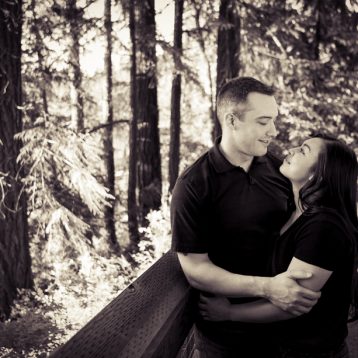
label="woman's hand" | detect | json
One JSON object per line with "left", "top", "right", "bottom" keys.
{"left": 198, "top": 293, "right": 232, "bottom": 321}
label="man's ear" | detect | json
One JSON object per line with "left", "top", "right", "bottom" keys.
{"left": 224, "top": 113, "right": 236, "bottom": 128}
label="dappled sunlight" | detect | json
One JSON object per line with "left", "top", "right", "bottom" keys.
{"left": 0, "top": 0, "right": 357, "bottom": 356}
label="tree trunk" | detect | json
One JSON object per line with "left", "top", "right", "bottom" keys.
{"left": 169, "top": 0, "right": 184, "bottom": 192}
{"left": 30, "top": 0, "right": 49, "bottom": 116}
{"left": 214, "top": 0, "right": 241, "bottom": 139}
{"left": 192, "top": 1, "right": 216, "bottom": 143}
{"left": 134, "top": 0, "right": 162, "bottom": 226}
{"left": 104, "top": 0, "right": 119, "bottom": 252}
{"left": 314, "top": 0, "right": 322, "bottom": 61}
{"left": 127, "top": 0, "right": 140, "bottom": 248}
{"left": 0, "top": 0, "right": 33, "bottom": 319}
{"left": 66, "top": 0, "right": 84, "bottom": 131}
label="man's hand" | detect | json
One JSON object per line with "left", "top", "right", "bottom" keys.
{"left": 198, "top": 294, "right": 232, "bottom": 321}
{"left": 264, "top": 270, "right": 321, "bottom": 315}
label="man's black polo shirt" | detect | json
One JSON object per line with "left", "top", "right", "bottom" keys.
{"left": 171, "top": 141, "right": 292, "bottom": 275}
{"left": 171, "top": 140, "right": 292, "bottom": 345}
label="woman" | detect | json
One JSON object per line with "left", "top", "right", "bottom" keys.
{"left": 199, "top": 134, "right": 358, "bottom": 358}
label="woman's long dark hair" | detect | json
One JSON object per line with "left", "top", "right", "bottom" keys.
{"left": 298, "top": 133, "right": 358, "bottom": 321}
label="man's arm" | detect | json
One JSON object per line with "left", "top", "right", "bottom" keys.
{"left": 199, "top": 257, "right": 332, "bottom": 322}
{"left": 178, "top": 253, "right": 321, "bottom": 313}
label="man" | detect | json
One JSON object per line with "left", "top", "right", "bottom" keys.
{"left": 171, "top": 77, "right": 321, "bottom": 357}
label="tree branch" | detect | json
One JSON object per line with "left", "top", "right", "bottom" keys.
{"left": 85, "top": 119, "right": 129, "bottom": 134}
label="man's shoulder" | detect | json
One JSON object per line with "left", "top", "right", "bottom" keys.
{"left": 174, "top": 150, "right": 215, "bottom": 199}
{"left": 178, "top": 150, "right": 212, "bottom": 183}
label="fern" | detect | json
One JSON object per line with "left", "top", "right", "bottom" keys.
{"left": 17, "top": 116, "right": 114, "bottom": 244}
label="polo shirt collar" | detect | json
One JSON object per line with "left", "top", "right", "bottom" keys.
{"left": 254, "top": 155, "right": 267, "bottom": 165}
{"left": 208, "top": 137, "right": 267, "bottom": 173}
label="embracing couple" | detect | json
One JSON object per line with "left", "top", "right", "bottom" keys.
{"left": 171, "top": 77, "right": 358, "bottom": 358}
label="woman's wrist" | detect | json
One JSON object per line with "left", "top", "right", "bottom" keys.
{"left": 226, "top": 302, "right": 240, "bottom": 321}
{"left": 227, "top": 306, "right": 235, "bottom": 321}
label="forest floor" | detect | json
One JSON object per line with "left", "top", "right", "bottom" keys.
{"left": 0, "top": 198, "right": 171, "bottom": 357}
{"left": 0, "top": 247, "right": 160, "bottom": 357}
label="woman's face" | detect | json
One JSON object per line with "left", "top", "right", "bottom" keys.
{"left": 280, "top": 138, "right": 325, "bottom": 185}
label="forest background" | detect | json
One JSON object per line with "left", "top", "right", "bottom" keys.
{"left": 0, "top": 0, "right": 357, "bottom": 356}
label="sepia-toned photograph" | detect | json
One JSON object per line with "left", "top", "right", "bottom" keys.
{"left": 0, "top": 0, "right": 357, "bottom": 357}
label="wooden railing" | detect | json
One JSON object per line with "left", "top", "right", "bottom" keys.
{"left": 50, "top": 251, "right": 358, "bottom": 358}
{"left": 50, "top": 251, "right": 196, "bottom": 358}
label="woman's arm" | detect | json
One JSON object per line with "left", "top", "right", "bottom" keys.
{"left": 199, "top": 295, "right": 295, "bottom": 323}
{"left": 178, "top": 253, "right": 318, "bottom": 304}
{"left": 199, "top": 257, "right": 333, "bottom": 323}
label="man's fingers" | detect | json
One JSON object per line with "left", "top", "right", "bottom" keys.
{"left": 290, "top": 309, "right": 303, "bottom": 316}
{"left": 288, "top": 305, "right": 312, "bottom": 315}
{"left": 296, "top": 297, "right": 319, "bottom": 308}
{"left": 198, "top": 302, "right": 206, "bottom": 309}
{"left": 198, "top": 305, "right": 207, "bottom": 314}
{"left": 300, "top": 287, "right": 321, "bottom": 300}
{"left": 287, "top": 270, "right": 312, "bottom": 280}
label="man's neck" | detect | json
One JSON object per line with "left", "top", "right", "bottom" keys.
{"left": 219, "top": 140, "right": 254, "bottom": 172}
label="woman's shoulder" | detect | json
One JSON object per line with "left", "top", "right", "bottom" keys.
{"left": 301, "top": 208, "right": 353, "bottom": 245}
{"left": 303, "top": 208, "right": 346, "bottom": 226}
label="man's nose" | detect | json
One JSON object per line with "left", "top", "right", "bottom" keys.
{"left": 267, "top": 121, "right": 278, "bottom": 138}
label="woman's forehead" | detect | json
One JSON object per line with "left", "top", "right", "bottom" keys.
{"left": 302, "top": 138, "right": 325, "bottom": 153}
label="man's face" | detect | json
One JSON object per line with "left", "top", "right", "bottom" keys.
{"left": 230, "top": 92, "right": 278, "bottom": 157}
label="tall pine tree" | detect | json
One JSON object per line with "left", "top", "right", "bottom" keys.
{"left": 134, "top": 0, "right": 162, "bottom": 226}
{"left": 214, "top": 0, "right": 241, "bottom": 139}
{"left": 127, "top": 0, "right": 140, "bottom": 248}
{"left": 169, "top": 0, "right": 184, "bottom": 192}
{"left": 66, "top": 0, "right": 84, "bottom": 131}
{"left": 0, "top": 0, "right": 33, "bottom": 318}
{"left": 104, "top": 0, "right": 119, "bottom": 252}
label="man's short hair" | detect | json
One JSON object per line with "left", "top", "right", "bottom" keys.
{"left": 216, "top": 77, "right": 275, "bottom": 124}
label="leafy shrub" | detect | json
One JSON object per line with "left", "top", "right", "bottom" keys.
{"left": 0, "top": 195, "right": 172, "bottom": 356}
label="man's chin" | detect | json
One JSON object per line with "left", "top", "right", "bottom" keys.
{"left": 255, "top": 147, "right": 268, "bottom": 156}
